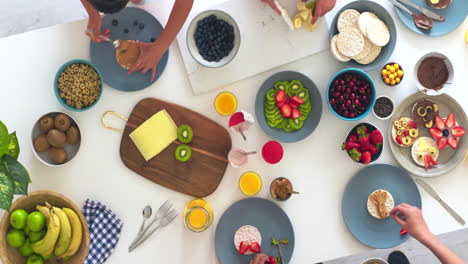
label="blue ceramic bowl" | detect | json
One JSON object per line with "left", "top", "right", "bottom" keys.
{"left": 327, "top": 68, "right": 376, "bottom": 121}
{"left": 329, "top": 0, "right": 397, "bottom": 71}
{"left": 54, "top": 59, "right": 103, "bottom": 112}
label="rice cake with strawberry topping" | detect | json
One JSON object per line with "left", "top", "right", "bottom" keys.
{"left": 234, "top": 225, "right": 262, "bottom": 255}
{"left": 392, "top": 117, "right": 419, "bottom": 147}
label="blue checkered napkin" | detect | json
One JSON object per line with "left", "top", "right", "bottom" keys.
{"left": 83, "top": 199, "right": 123, "bottom": 264}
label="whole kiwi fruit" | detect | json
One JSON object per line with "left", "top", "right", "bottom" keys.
{"left": 54, "top": 114, "right": 71, "bottom": 132}
{"left": 47, "top": 129, "right": 66, "bottom": 148}
{"left": 48, "top": 148, "right": 67, "bottom": 164}
{"left": 39, "top": 116, "right": 54, "bottom": 133}
{"left": 33, "top": 135, "right": 50, "bottom": 152}
{"left": 66, "top": 126, "right": 80, "bottom": 144}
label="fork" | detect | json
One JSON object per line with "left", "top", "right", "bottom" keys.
{"left": 128, "top": 210, "right": 178, "bottom": 252}
{"left": 128, "top": 200, "right": 173, "bottom": 249}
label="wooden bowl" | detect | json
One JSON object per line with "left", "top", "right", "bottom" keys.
{"left": 0, "top": 191, "right": 90, "bottom": 264}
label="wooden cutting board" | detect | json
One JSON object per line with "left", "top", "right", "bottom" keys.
{"left": 120, "top": 98, "right": 231, "bottom": 197}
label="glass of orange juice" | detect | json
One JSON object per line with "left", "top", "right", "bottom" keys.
{"left": 239, "top": 171, "right": 262, "bottom": 196}
{"left": 183, "top": 198, "right": 213, "bottom": 232}
{"left": 214, "top": 91, "right": 237, "bottom": 116}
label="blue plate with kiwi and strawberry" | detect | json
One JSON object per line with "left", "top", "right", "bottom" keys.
{"left": 255, "top": 71, "right": 323, "bottom": 143}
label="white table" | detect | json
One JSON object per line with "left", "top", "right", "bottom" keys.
{"left": 0, "top": 0, "right": 467, "bottom": 263}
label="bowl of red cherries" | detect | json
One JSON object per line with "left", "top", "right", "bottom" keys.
{"left": 327, "top": 68, "right": 376, "bottom": 121}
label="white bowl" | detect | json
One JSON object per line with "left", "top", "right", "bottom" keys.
{"left": 186, "top": 9, "right": 241, "bottom": 68}
{"left": 361, "top": 258, "right": 389, "bottom": 264}
{"left": 31, "top": 111, "right": 81, "bottom": 167}
{"left": 373, "top": 95, "right": 395, "bottom": 120}
{"left": 414, "top": 52, "right": 454, "bottom": 96}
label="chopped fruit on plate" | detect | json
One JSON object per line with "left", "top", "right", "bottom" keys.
{"left": 429, "top": 113, "right": 466, "bottom": 149}
{"left": 392, "top": 117, "right": 419, "bottom": 147}
{"left": 412, "top": 137, "right": 439, "bottom": 169}
{"left": 250, "top": 242, "right": 261, "bottom": 253}
{"left": 239, "top": 241, "right": 250, "bottom": 255}
{"left": 342, "top": 124, "right": 382, "bottom": 165}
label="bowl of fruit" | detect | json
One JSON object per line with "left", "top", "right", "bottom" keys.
{"left": 0, "top": 191, "right": 90, "bottom": 264}
{"left": 342, "top": 123, "right": 384, "bottom": 165}
{"left": 327, "top": 68, "right": 376, "bottom": 121}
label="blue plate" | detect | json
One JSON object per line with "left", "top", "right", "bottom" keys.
{"left": 255, "top": 71, "right": 323, "bottom": 143}
{"left": 329, "top": 1, "right": 397, "bottom": 71}
{"left": 395, "top": 0, "right": 468, "bottom": 36}
{"left": 215, "top": 198, "right": 295, "bottom": 264}
{"left": 342, "top": 164, "right": 422, "bottom": 248}
{"left": 90, "top": 7, "right": 169, "bottom": 92}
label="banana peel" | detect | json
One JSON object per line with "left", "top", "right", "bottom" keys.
{"left": 293, "top": 0, "right": 318, "bottom": 32}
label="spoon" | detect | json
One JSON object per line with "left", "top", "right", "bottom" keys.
{"left": 242, "top": 151, "right": 257, "bottom": 156}
{"left": 138, "top": 206, "right": 152, "bottom": 235}
{"left": 392, "top": 0, "right": 433, "bottom": 30}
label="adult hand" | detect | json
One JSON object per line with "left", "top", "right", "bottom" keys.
{"left": 85, "top": 14, "right": 109, "bottom": 42}
{"left": 128, "top": 41, "right": 165, "bottom": 82}
{"left": 390, "top": 203, "right": 433, "bottom": 243}
{"left": 249, "top": 254, "right": 270, "bottom": 264}
{"left": 260, "top": 0, "right": 281, "bottom": 15}
{"left": 311, "top": 0, "right": 337, "bottom": 25}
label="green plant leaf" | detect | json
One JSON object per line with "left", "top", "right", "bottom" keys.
{"left": 6, "top": 132, "right": 19, "bottom": 159}
{"left": 0, "top": 163, "right": 14, "bottom": 211}
{"left": 1, "top": 155, "right": 30, "bottom": 195}
{"left": 0, "top": 120, "right": 8, "bottom": 158}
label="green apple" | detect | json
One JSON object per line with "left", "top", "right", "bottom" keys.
{"left": 24, "top": 225, "right": 31, "bottom": 236}
{"left": 27, "top": 211, "right": 46, "bottom": 232}
{"left": 26, "top": 254, "right": 44, "bottom": 264}
{"left": 6, "top": 228, "right": 26, "bottom": 248}
{"left": 43, "top": 253, "right": 53, "bottom": 260}
{"left": 28, "top": 229, "right": 46, "bottom": 243}
{"left": 19, "top": 239, "right": 34, "bottom": 257}
{"left": 9, "top": 209, "right": 28, "bottom": 229}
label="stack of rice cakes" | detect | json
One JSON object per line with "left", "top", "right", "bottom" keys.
{"left": 331, "top": 9, "right": 390, "bottom": 65}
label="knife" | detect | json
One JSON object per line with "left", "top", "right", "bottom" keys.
{"left": 396, "top": 0, "right": 445, "bottom": 22}
{"left": 415, "top": 178, "right": 465, "bottom": 225}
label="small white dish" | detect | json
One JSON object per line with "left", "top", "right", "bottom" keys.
{"left": 186, "top": 9, "right": 241, "bottom": 68}
{"left": 373, "top": 95, "right": 395, "bottom": 120}
{"left": 414, "top": 52, "right": 454, "bottom": 96}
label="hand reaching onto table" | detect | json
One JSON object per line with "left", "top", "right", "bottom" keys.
{"left": 311, "top": 0, "right": 337, "bottom": 24}
{"left": 390, "top": 203, "right": 431, "bottom": 242}
{"left": 128, "top": 41, "right": 165, "bottom": 81}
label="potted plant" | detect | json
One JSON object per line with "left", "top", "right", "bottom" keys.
{"left": 0, "top": 120, "right": 30, "bottom": 211}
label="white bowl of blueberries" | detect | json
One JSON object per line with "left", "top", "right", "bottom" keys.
{"left": 186, "top": 10, "right": 241, "bottom": 68}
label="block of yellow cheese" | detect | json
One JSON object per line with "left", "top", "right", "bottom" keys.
{"left": 129, "top": 109, "right": 178, "bottom": 161}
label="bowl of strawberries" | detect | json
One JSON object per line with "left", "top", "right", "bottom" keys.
{"left": 342, "top": 123, "right": 384, "bottom": 165}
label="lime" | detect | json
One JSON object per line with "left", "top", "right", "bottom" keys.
{"left": 29, "top": 229, "right": 46, "bottom": 243}
{"left": 27, "top": 212, "right": 46, "bottom": 232}
{"left": 9, "top": 209, "right": 28, "bottom": 229}
{"left": 27, "top": 254, "right": 44, "bottom": 264}
{"left": 6, "top": 228, "right": 26, "bottom": 248}
{"left": 19, "top": 239, "right": 34, "bottom": 257}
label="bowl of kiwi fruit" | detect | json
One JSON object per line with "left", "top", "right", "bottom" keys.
{"left": 31, "top": 111, "right": 81, "bottom": 167}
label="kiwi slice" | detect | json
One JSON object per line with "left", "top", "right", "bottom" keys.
{"left": 283, "top": 123, "right": 294, "bottom": 133}
{"left": 266, "top": 89, "right": 276, "bottom": 101}
{"left": 289, "top": 80, "right": 304, "bottom": 93}
{"left": 289, "top": 118, "right": 304, "bottom": 130}
{"left": 296, "top": 88, "right": 310, "bottom": 101}
{"left": 274, "top": 81, "right": 289, "bottom": 91}
{"left": 177, "top": 125, "right": 193, "bottom": 144}
{"left": 175, "top": 144, "right": 192, "bottom": 162}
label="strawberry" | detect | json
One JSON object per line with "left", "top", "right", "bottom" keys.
{"left": 452, "top": 126, "right": 466, "bottom": 137}
{"left": 403, "top": 130, "right": 409, "bottom": 137}
{"left": 349, "top": 148, "right": 362, "bottom": 162}
{"left": 430, "top": 128, "right": 443, "bottom": 139}
{"left": 400, "top": 228, "right": 407, "bottom": 236}
{"left": 289, "top": 101, "right": 298, "bottom": 109}
{"left": 437, "top": 137, "right": 448, "bottom": 150}
{"left": 250, "top": 242, "right": 261, "bottom": 253}
{"left": 369, "top": 145, "right": 378, "bottom": 155}
{"left": 349, "top": 134, "right": 358, "bottom": 143}
{"left": 435, "top": 116, "right": 445, "bottom": 130}
{"left": 370, "top": 129, "right": 383, "bottom": 145}
{"left": 268, "top": 256, "right": 278, "bottom": 264}
{"left": 360, "top": 151, "right": 372, "bottom": 164}
{"left": 424, "top": 155, "right": 430, "bottom": 170}
{"left": 447, "top": 137, "right": 458, "bottom": 149}
{"left": 357, "top": 125, "right": 368, "bottom": 138}
{"left": 358, "top": 136, "right": 371, "bottom": 151}
{"left": 446, "top": 113, "right": 456, "bottom": 128}
{"left": 408, "top": 120, "right": 417, "bottom": 129}
{"left": 275, "top": 90, "right": 286, "bottom": 103}
{"left": 428, "top": 155, "right": 438, "bottom": 166}
{"left": 280, "top": 104, "right": 292, "bottom": 118}
{"left": 239, "top": 241, "right": 250, "bottom": 255}
{"left": 276, "top": 101, "right": 285, "bottom": 108}
{"left": 342, "top": 142, "right": 360, "bottom": 152}
{"left": 395, "top": 136, "right": 403, "bottom": 145}
{"left": 291, "top": 109, "right": 301, "bottom": 119}
{"left": 291, "top": 96, "right": 304, "bottom": 104}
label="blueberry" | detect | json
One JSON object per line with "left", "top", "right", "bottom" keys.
{"left": 139, "top": 23, "right": 145, "bottom": 29}
{"left": 133, "top": 20, "right": 139, "bottom": 26}
{"left": 150, "top": 37, "right": 156, "bottom": 42}
{"left": 112, "top": 19, "right": 118, "bottom": 26}
{"left": 443, "top": 129, "right": 449, "bottom": 137}
{"left": 123, "top": 28, "right": 129, "bottom": 34}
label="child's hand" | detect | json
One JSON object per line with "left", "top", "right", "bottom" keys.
{"left": 86, "top": 14, "right": 109, "bottom": 42}
{"left": 128, "top": 41, "right": 165, "bottom": 81}
{"left": 390, "top": 203, "right": 434, "bottom": 243}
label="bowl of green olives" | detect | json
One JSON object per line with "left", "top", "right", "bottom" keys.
{"left": 31, "top": 111, "right": 81, "bottom": 167}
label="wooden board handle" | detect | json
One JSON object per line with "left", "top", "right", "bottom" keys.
{"left": 102, "top": 111, "right": 128, "bottom": 133}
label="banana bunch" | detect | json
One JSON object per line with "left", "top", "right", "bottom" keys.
{"left": 293, "top": 0, "right": 319, "bottom": 31}
{"left": 32, "top": 203, "right": 83, "bottom": 261}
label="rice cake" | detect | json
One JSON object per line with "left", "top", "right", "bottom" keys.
{"left": 336, "top": 27, "right": 364, "bottom": 57}
{"left": 367, "top": 189, "right": 394, "bottom": 219}
{"left": 358, "top": 12, "right": 378, "bottom": 37}
{"left": 355, "top": 43, "right": 381, "bottom": 65}
{"left": 116, "top": 40, "right": 141, "bottom": 70}
{"left": 366, "top": 18, "right": 390, "bottom": 47}
{"left": 234, "top": 225, "right": 262, "bottom": 255}
{"left": 337, "top": 9, "right": 360, "bottom": 32}
{"left": 331, "top": 35, "right": 351, "bottom": 62}
{"left": 411, "top": 137, "right": 439, "bottom": 167}
{"left": 352, "top": 37, "right": 371, "bottom": 60}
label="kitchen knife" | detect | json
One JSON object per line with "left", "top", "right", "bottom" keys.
{"left": 415, "top": 178, "right": 465, "bottom": 225}
{"left": 397, "top": 0, "right": 445, "bottom": 22}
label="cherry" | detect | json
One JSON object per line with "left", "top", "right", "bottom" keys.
{"left": 333, "top": 80, "right": 339, "bottom": 86}
{"left": 340, "top": 80, "right": 345, "bottom": 86}
{"left": 349, "top": 112, "right": 356, "bottom": 118}
{"left": 345, "top": 100, "right": 352, "bottom": 107}
{"left": 352, "top": 77, "right": 358, "bottom": 83}
{"left": 350, "top": 93, "right": 356, "bottom": 99}
{"left": 337, "top": 85, "right": 343, "bottom": 92}
{"left": 330, "top": 98, "right": 336, "bottom": 105}
{"left": 362, "top": 95, "right": 368, "bottom": 101}
{"left": 342, "top": 111, "right": 349, "bottom": 117}
{"left": 334, "top": 91, "right": 341, "bottom": 98}
{"left": 340, "top": 103, "right": 346, "bottom": 110}
{"left": 338, "top": 95, "right": 345, "bottom": 103}
{"left": 348, "top": 82, "right": 355, "bottom": 88}
{"left": 366, "top": 88, "right": 372, "bottom": 94}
